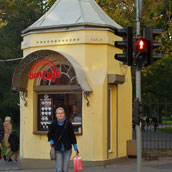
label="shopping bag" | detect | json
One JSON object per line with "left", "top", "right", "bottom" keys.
{"left": 50, "top": 147, "right": 56, "bottom": 160}
{"left": 73, "top": 153, "right": 83, "bottom": 172}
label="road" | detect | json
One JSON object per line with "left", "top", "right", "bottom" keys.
{"left": 1, "top": 157, "right": 172, "bottom": 172}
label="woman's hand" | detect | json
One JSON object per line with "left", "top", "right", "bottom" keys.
{"left": 76, "top": 149, "right": 79, "bottom": 154}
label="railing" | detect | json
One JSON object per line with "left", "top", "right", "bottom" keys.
{"left": 133, "top": 122, "right": 172, "bottom": 152}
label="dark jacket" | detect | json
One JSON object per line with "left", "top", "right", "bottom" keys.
{"left": 8, "top": 132, "right": 19, "bottom": 152}
{"left": 0, "top": 118, "right": 4, "bottom": 143}
{"left": 47, "top": 120, "right": 76, "bottom": 151}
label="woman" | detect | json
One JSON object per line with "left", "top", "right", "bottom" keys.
{"left": 48, "top": 107, "right": 78, "bottom": 172}
{"left": 8, "top": 130, "right": 19, "bottom": 162}
{"left": 3, "top": 116, "right": 12, "bottom": 161}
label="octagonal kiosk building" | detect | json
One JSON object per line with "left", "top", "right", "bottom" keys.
{"left": 11, "top": 0, "right": 132, "bottom": 169}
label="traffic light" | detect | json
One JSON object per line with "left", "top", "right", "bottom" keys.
{"left": 139, "top": 101, "right": 143, "bottom": 117}
{"left": 144, "top": 26, "right": 163, "bottom": 65}
{"left": 137, "top": 39, "right": 146, "bottom": 50}
{"left": 114, "top": 26, "right": 133, "bottom": 66}
{"left": 133, "top": 98, "right": 142, "bottom": 124}
{"left": 135, "top": 38, "right": 148, "bottom": 67}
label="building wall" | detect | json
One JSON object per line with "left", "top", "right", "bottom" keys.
{"left": 19, "top": 29, "right": 132, "bottom": 164}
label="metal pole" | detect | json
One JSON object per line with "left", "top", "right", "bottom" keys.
{"left": 136, "top": 69, "right": 141, "bottom": 99}
{"left": 136, "top": 0, "right": 142, "bottom": 172}
{"left": 136, "top": 69, "right": 142, "bottom": 172}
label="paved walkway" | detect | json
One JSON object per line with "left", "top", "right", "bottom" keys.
{"left": 1, "top": 157, "right": 172, "bottom": 172}
{"left": 0, "top": 159, "right": 18, "bottom": 171}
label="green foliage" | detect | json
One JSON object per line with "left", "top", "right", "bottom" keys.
{"left": 47, "top": 0, "right": 56, "bottom": 6}
{"left": 96, "top": 0, "right": 136, "bottom": 27}
{"left": 142, "top": 55, "right": 172, "bottom": 102}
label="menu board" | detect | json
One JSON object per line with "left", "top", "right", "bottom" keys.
{"left": 39, "top": 94, "right": 53, "bottom": 130}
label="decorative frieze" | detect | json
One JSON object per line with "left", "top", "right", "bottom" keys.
{"left": 21, "top": 31, "right": 117, "bottom": 49}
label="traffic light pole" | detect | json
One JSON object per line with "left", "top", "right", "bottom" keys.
{"left": 136, "top": 69, "right": 142, "bottom": 172}
{"left": 136, "top": 0, "right": 142, "bottom": 172}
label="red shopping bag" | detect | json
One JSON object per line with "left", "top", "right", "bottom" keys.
{"left": 73, "top": 153, "right": 83, "bottom": 172}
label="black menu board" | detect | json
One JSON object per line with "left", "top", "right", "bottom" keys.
{"left": 39, "top": 94, "right": 53, "bottom": 130}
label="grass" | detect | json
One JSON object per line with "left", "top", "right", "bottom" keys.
{"left": 142, "top": 117, "right": 172, "bottom": 124}
{"left": 158, "top": 127, "right": 172, "bottom": 134}
{"left": 162, "top": 120, "right": 172, "bottom": 124}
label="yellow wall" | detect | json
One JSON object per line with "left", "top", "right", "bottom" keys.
{"left": 20, "top": 29, "right": 132, "bottom": 162}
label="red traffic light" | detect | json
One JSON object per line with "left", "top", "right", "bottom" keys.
{"left": 135, "top": 38, "right": 148, "bottom": 67}
{"left": 138, "top": 40, "right": 144, "bottom": 50}
{"left": 136, "top": 38, "right": 147, "bottom": 50}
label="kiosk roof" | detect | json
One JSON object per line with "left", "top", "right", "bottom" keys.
{"left": 23, "top": 0, "right": 122, "bottom": 34}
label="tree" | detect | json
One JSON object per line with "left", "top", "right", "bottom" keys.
{"left": 97, "top": 0, "right": 172, "bottom": 120}
{"left": 0, "top": 0, "right": 50, "bottom": 124}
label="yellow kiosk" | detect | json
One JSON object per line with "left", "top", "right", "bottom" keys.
{"left": 11, "top": 0, "right": 132, "bottom": 169}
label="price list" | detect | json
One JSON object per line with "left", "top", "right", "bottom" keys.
{"left": 39, "top": 95, "right": 53, "bottom": 130}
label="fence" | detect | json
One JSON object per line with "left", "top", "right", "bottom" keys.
{"left": 133, "top": 122, "right": 172, "bottom": 153}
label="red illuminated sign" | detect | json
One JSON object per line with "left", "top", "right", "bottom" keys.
{"left": 28, "top": 59, "right": 61, "bottom": 82}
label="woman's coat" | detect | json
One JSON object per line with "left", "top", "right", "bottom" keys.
{"left": 3, "top": 121, "right": 12, "bottom": 147}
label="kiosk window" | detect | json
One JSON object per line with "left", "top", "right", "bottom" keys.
{"left": 37, "top": 93, "right": 82, "bottom": 134}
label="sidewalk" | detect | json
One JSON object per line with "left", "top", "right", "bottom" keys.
{"left": 0, "top": 159, "right": 18, "bottom": 171}
{"left": 1, "top": 157, "right": 172, "bottom": 172}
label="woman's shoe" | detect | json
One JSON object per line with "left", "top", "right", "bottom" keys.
{"left": 8, "top": 158, "right": 13, "bottom": 162}
{"left": 3, "top": 155, "right": 6, "bottom": 161}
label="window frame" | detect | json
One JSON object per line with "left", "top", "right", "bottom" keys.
{"left": 108, "top": 87, "right": 113, "bottom": 153}
{"left": 34, "top": 90, "right": 83, "bottom": 135}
